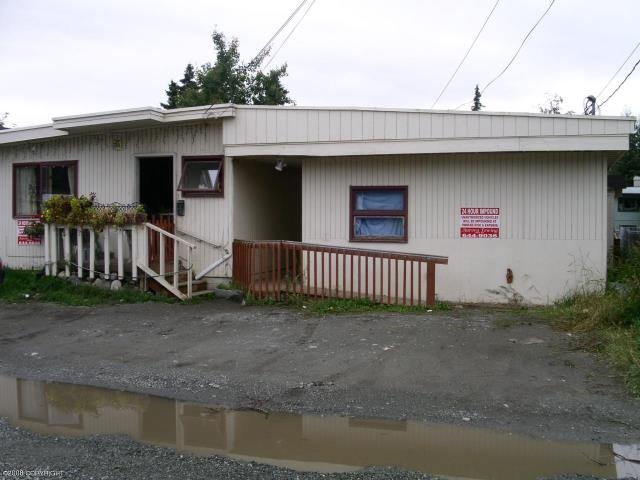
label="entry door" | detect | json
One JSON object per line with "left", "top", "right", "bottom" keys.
{"left": 138, "top": 156, "right": 173, "bottom": 217}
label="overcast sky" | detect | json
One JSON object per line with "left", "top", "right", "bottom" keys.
{"left": 1, "top": 0, "right": 639, "bottom": 127}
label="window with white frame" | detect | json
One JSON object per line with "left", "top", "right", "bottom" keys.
{"left": 177, "top": 156, "right": 224, "bottom": 197}
{"left": 350, "top": 186, "right": 408, "bottom": 242}
{"left": 13, "top": 161, "right": 77, "bottom": 217}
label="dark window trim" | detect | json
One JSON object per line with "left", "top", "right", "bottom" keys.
{"left": 178, "top": 155, "right": 224, "bottom": 198}
{"left": 13, "top": 160, "right": 79, "bottom": 219}
{"left": 349, "top": 185, "right": 408, "bottom": 243}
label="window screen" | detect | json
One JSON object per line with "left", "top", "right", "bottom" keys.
{"left": 177, "top": 157, "right": 224, "bottom": 196}
{"left": 350, "top": 186, "right": 408, "bottom": 242}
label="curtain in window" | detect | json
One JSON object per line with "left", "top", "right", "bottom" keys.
{"left": 355, "top": 190, "right": 405, "bottom": 210}
{"left": 42, "top": 165, "right": 74, "bottom": 196}
{"left": 16, "top": 166, "right": 38, "bottom": 216}
{"left": 354, "top": 217, "right": 404, "bottom": 237}
{"left": 67, "top": 165, "right": 76, "bottom": 195}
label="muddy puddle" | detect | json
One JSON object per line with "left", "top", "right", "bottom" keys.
{"left": 0, "top": 374, "right": 638, "bottom": 479}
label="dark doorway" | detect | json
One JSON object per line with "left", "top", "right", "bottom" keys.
{"left": 139, "top": 157, "right": 173, "bottom": 216}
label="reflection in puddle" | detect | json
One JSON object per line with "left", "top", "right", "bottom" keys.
{"left": 0, "top": 374, "right": 638, "bottom": 479}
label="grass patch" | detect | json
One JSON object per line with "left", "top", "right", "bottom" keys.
{"left": 0, "top": 269, "right": 175, "bottom": 306}
{"left": 245, "top": 294, "right": 451, "bottom": 314}
{"left": 543, "top": 248, "right": 640, "bottom": 396}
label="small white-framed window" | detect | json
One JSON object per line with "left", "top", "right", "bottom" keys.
{"left": 177, "top": 156, "right": 224, "bottom": 197}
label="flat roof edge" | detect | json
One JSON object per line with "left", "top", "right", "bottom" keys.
{"left": 0, "top": 125, "right": 68, "bottom": 144}
{"left": 232, "top": 104, "right": 637, "bottom": 121}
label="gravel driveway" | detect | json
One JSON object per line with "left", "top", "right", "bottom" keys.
{"left": 0, "top": 300, "right": 638, "bottom": 479}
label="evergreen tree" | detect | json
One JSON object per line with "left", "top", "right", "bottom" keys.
{"left": 162, "top": 31, "right": 292, "bottom": 109}
{"left": 161, "top": 81, "right": 181, "bottom": 109}
{"left": 471, "top": 85, "right": 483, "bottom": 111}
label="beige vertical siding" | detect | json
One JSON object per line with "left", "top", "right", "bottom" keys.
{"left": 301, "top": 152, "right": 608, "bottom": 303}
{"left": 302, "top": 152, "right": 605, "bottom": 242}
{"left": 0, "top": 122, "right": 226, "bottom": 272}
{"left": 232, "top": 159, "right": 301, "bottom": 242}
{"left": 224, "top": 107, "right": 635, "bottom": 146}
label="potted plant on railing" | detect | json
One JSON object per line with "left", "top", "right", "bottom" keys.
{"left": 41, "top": 194, "right": 147, "bottom": 229}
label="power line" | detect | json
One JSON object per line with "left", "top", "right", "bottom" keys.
{"left": 251, "top": 0, "right": 309, "bottom": 67}
{"left": 598, "top": 56, "right": 640, "bottom": 108}
{"left": 596, "top": 40, "right": 640, "bottom": 100}
{"left": 263, "top": 0, "right": 316, "bottom": 70}
{"left": 480, "top": 0, "right": 555, "bottom": 96}
{"left": 431, "top": 0, "right": 500, "bottom": 109}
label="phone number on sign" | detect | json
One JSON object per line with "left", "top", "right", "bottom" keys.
{"left": 461, "top": 233, "right": 499, "bottom": 238}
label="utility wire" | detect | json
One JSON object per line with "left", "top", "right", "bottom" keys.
{"left": 596, "top": 40, "right": 640, "bottom": 100}
{"left": 251, "top": 0, "right": 309, "bottom": 67}
{"left": 205, "top": 1, "right": 308, "bottom": 117}
{"left": 431, "top": 0, "right": 500, "bottom": 109}
{"left": 263, "top": 0, "right": 316, "bottom": 70}
{"left": 598, "top": 56, "right": 640, "bottom": 108}
{"left": 481, "top": 0, "right": 555, "bottom": 95}
{"left": 454, "top": 0, "right": 555, "bottom": 110}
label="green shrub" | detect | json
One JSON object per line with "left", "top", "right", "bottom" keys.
{"left": 548, "top": 246, "right": 640, "bottom": 395}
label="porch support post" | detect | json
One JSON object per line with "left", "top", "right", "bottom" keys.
{"left": 159, "top": 235, "right": 165, "bottom": 277}
{"left": 131, "top": 227, "right": 138, "bottom": 281}
{"left": 89, "top": 229, "right": 96, "bottom": 280}
{"left": 51, "top": 224, "right": 58, "bottom": 276}
{"left": 117, "top": 228, "right": 124, "bottom": 280}
{"left": 77, "top": 228, "right": 83, "bottom": 279}
{"left": 63, "top": 226, "right": 70, "bottom": 277}
{"left": 426, "top": 262, "right": 436, "bottom": 306}
{"left": 104, "top": 226, "right": 110, "bottom": 278}
{"left": 173, "top": 237, "right": 179, "bottom": 289}
{"left": 44, "top": 223, "right": 50, "bottom": 276}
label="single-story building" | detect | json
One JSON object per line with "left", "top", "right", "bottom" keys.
{"left": 0, "top": 105, "right": 635, "bottom": 304}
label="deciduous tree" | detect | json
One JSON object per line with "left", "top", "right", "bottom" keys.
{"left": 162, "top": 31, "right": 292, "bottom": 109}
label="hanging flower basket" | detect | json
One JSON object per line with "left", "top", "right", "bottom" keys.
{"left": 42, "top": 194, "right": 147, "bottom": 231}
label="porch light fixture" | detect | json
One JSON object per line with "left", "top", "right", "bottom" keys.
{"left": 275, "top": 158, "right": 286, "bottom": 172}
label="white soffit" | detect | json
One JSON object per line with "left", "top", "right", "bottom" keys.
{"left": 0, "top": 124, "right": 68, "bottom": 144}
{"left": 0, "top": 105, "right": 238, "bottom": 145}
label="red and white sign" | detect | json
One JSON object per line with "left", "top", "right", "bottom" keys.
{"left": 17, "top": 220, "right": 41, "bottom": 246}
{"left": 460, "top": 207, "right": 500, "bottom": 238}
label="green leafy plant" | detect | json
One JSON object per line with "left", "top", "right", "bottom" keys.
{"left": 544, "top": 245, "right": 640, "bottom": 395}
{"left": 22, "top": 220, "right": 45, "bottom": 238}
{"left": 42, "top": 194, "right": 147, "bottom": 231}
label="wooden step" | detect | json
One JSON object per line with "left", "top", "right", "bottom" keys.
{"left": 178, "top": 279, "right": 208, "bottom": 294}
{"left": 191, "top": 289, "right": 217, "bottom": 298}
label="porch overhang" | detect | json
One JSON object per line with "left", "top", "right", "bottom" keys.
{"left": 225, "top": 135, "right": 631, "bottom": 157}
{"left": 0, "top": 105, "right": 236, "bottom": 145}
{"left": 222, "top": 106, "right": 636, "bottom": 158}
{"left": 52, "top": 105, "right": 236, "bottom": 133}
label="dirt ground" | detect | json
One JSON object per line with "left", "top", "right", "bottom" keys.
{"left": 0, "top": 299, "right": 638, "bottom": 447}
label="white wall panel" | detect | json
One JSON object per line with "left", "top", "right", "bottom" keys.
{"left": 224, "top": 107, "right": 634, "bottom": 149}
{"left": 0, "top": 122, "right": 226, "bottom": 272}
{"left": 301, "top": 152, "right": 608, "bottom": 303}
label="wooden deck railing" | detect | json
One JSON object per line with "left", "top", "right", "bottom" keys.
{"left": 232, "top": 240, "right": 448, "bottom": 306}
{"left": 44, "top": 223, "right": 141, "bottom": 281}
{"left": 148, "top": 215, "right": 175, "bottom": 263}
{"left": 137, "top": 222, "right": 195, "bottom": 300}
{"left": 43, "top": 220, "right": 196, "bottom": 301}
